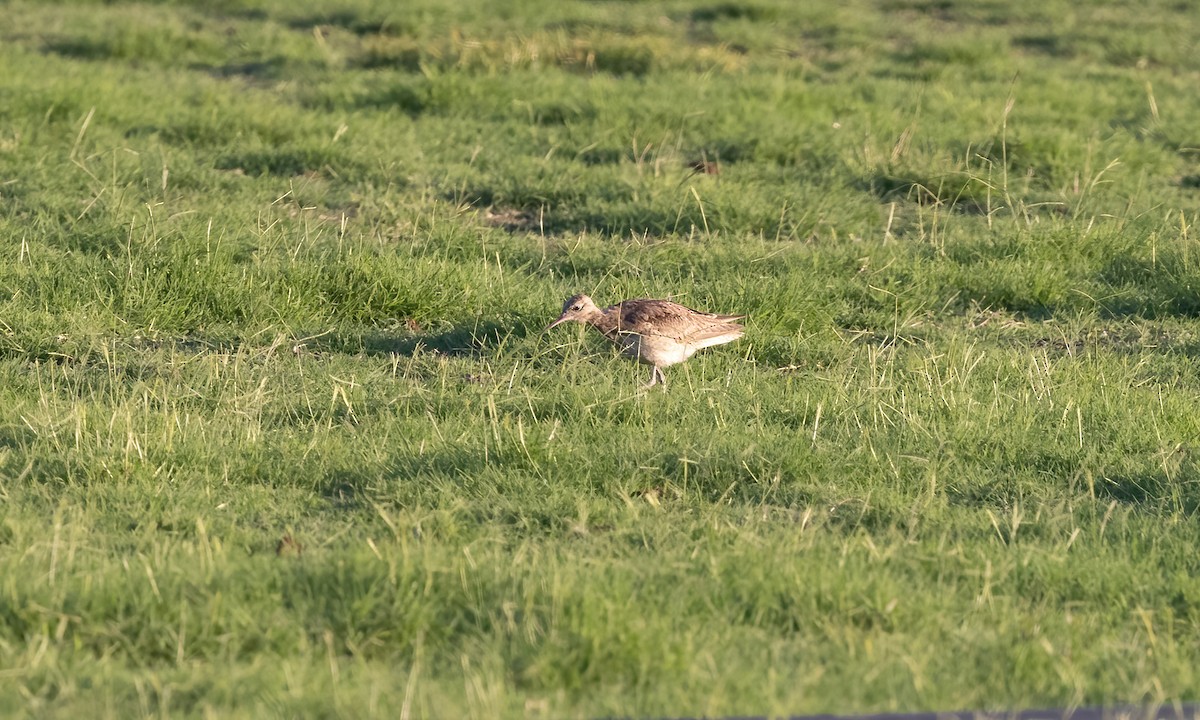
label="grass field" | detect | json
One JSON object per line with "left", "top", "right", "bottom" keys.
{"left": 3, "top": 0, "right": 1200, "bottom": 717}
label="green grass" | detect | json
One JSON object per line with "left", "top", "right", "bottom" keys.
{"left": 3, "top": 0, "right": 1200, "bottom": 717}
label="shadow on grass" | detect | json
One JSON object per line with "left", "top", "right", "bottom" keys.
{"left": 205, "top": 58, "right": 295, "bottom": 82}
{"left": 0, "top": 426, "right": 75, "bottom": 499}
{"left": 687, "top": 3, "right": 780, "bottom": 23}
{"left": 1094, "top": 466, "right": 1200, "bottom": 512}
{"left": 1011, "top": 34, "right": 1075, "bottom": 58}
{"left": 285, "top": 10, "right": 411, "bottom": 36}
{"left": 317, "top": 468, "right": 388, "bottom": 512}
{"left": 215, "top": 146, "right": 370, "bottom": 178}
{"left": 304, "top": 320, "right": 531, "bottom": 359}
{"left": 463, "top": 192, "right": 710, "bottom": 238}
{"left": 0, "top": 426, "right": 37, "bottom": 453}
{"left": 860, "top": 171, "right": 994, "bottom": 216}
{"left": 317, "top": 447, "right": 556, "bottom": 523}
{"left": 348, "top": 82, "right": 429, "bottom": 114}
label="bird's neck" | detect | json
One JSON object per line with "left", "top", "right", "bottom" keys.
{"left": 584, "top": 308, "right": 621, "bottom": 337}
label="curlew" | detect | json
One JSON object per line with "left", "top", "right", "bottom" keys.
{"left": 545, "top": 294, "right": 745, "bottom": 389}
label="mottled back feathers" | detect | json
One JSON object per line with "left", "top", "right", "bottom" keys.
{"left": 611, "top": 299, "right": 744, "bottom": 343}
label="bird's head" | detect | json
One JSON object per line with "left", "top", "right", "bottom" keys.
{"left": 545, "top": 294, "right": 599, "bottom": 330}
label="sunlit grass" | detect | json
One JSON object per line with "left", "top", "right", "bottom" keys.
{"left": 3, "top": 0, "right": 1200, "bottom": 717}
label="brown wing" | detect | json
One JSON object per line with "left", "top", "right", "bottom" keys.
{"left": 612, "top": 299, "right": 744, "bottom": 342}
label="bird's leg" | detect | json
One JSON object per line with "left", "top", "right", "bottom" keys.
{"left": 640, "top": 366, "right": 666, "bottom": 391}
{"left": 640, "top": 366, "right": 666, "bottom": 390}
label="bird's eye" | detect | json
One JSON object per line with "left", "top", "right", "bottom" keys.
{"left": 571, "top": 304, "right": 582, "bottom": 311}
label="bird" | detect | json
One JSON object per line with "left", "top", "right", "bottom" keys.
{"left": 545, "top": 294, "right": 745, "bottom": 389}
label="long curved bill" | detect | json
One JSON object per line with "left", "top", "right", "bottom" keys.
{"left": 544, "top": 314, "right": 570, "bottom": 331}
